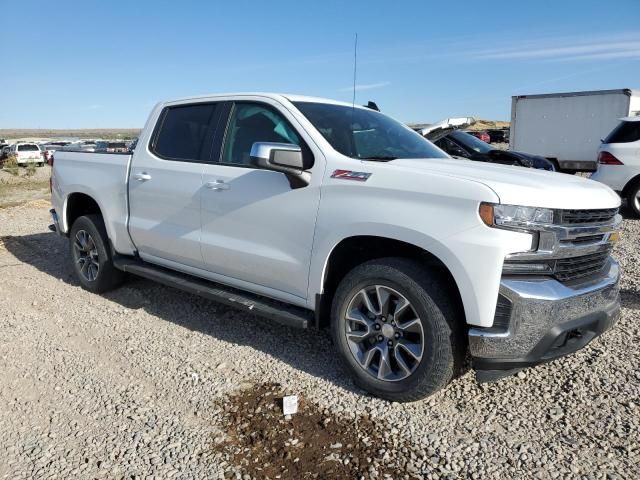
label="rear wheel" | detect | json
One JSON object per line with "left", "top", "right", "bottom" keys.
{"left": 69, "top": 215, "right": 125, "bottom": 293}
{"left": 331, "top": 257, "right": 464, "bottom": 402}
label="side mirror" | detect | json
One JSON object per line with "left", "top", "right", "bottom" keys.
{"left": 250, "top": 142, "right": 310, "bottom": 188}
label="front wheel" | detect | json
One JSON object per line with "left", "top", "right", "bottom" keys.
{"left": 331, "top": 258, "right": 464, "bottom": 402}
{"left": 69, "top": 215, "right": 125, "bottom": 293}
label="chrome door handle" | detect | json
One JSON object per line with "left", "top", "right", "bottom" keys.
{"left": 134, "top": 172, "right": 152, "bottom": 182}
{"left": 206, "top": 180, "right": 229, "bottom": 191}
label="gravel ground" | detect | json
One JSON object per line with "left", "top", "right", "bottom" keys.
{"left": 0, "top": 202, "right": 638, "bottom": 479}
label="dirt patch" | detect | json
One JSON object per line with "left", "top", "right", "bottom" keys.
{"left": 213, "top": 383, "right": 405, "bottom": 479}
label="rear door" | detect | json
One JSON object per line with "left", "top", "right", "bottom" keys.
{"left": 199, "top": 99, "right": 323, "bottom": 302}
{"left": 128, "top": 102, "right": 221, "bottom": 269}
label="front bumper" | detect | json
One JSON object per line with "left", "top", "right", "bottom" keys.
{"left": 469, "top": 258, "right": 620, "bottom": 381}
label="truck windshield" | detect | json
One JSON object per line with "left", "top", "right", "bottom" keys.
{"left": 293, "top": 102, "right": 448, "bottom": 160}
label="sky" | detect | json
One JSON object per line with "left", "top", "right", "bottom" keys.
{"left": 1, "top": 0, "right": 640, "bottom": 128}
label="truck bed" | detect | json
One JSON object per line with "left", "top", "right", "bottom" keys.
{"left": 51, "top": 151, "right": 136, "bottom": 255}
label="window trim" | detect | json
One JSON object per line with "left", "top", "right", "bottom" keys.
{"left": 214, "top": 100, "right": 313, "bottom": 170}
{"left": 149, "top": 101, "right": 221, "bottom": 163}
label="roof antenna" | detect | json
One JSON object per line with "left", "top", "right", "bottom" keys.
{"left": 349, "top": 33, "right": 358, "bottom": 158}
{"left": 352, "top": 33, "right": 358, "bottom": 109}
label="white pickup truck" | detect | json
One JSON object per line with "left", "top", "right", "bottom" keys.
{"left": 51, "top": 93, "right": 622, "bottom": 402}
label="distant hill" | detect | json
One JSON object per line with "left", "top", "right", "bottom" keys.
{"left": 467, "top": 120, "right": 510, "bottom": 131}
{"left": 407, "top": 119, "right": 510, "bottom": 132}
{"left": 0, "top": 120, "right": 510, "bottom": 142}
{"left": 0, "top": 128, "right": 142, "bottom": 141}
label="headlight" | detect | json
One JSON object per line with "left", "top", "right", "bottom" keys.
{"left": 479, "top": 202, "right": 554, "bottom": 230}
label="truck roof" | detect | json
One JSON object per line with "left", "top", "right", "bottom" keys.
{"left": 161, "top": 92, "right": 361, "bottom": 109}
{"left": 512, "top": 88, "right": 640, "bottom": 100}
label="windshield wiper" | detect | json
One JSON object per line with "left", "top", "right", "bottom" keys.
{"left": 358, "top": 155, "right": 398, "bottom": 161}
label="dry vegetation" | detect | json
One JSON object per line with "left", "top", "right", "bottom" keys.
{"left": 0, "top": 165, "right": 51, "bottom": 208}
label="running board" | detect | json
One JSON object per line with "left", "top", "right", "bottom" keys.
{"left": 113, "top": 257, "right": 311, "bottom": 329}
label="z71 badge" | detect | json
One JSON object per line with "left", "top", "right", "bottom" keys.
{"left": 330, "top": 170, "right": 372, "bottom": 181}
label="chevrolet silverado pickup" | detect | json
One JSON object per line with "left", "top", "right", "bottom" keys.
{"left": 50, "top": 93, "right": 622, "bottom": 402}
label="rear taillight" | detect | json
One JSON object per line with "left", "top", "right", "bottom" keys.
{"left": 598, "top": 151, "right": 623, "bottom": 165}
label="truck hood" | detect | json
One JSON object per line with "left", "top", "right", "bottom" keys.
{"left": 389, "top": 158, "right": 620, "bottom": 210}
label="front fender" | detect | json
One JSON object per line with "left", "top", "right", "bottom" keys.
{"left": 309, "top": 222, "right": 531, "bottom": 328}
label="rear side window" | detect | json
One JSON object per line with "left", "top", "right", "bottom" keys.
{"left": 604, "top": 121, "right": 640, "bottom": 144}
{"left": 18, "top": 144, "right": 39, "bottom": 151}
{"left": 153, "top": 103, "right": 217, "bottom": 161}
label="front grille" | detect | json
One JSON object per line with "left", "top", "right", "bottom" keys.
{"left": 554, "top": 248, "right": 612, "bottom": 282}
{"left": 559, "top": 208, "right": 618, "bottom": 225}
{"left": 560, "top": 234, "right": 604, "bottom": 245}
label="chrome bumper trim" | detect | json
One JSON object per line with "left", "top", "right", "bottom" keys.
{"left": 469, "top": 258, "right": 620, "bottom": 360}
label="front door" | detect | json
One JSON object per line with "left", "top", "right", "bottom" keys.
{"left": 200, "top": 100, "right": 322, "bottom": 302}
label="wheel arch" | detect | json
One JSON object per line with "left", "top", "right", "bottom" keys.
{"left": 312, "top": 234, "right": 467, "bottom": 330}
{"left": 64, "top": 191, "right": 104, "bottom": 234}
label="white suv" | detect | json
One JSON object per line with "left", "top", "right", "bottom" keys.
{"left": 10, "top": 143, "right": 44, "bottom": 166}
{"left": 591, "top": 117, "right": 640, "bottom": 217}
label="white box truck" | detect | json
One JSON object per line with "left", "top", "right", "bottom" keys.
{"left": 510, "top": 89, "right": 640, "bottom": 172}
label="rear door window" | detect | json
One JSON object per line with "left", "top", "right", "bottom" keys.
{"left": 604, "top": 121, "right": 640, "bottom": 144}
{"left": 152, "top": 103, "right": 218, "bottom": 161}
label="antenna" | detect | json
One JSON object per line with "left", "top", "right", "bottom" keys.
{"left": 352, "top": 33, "right": 358, "bottom": 108}
{"left": 349, "top": 33, "right": 358, "bottom": 159}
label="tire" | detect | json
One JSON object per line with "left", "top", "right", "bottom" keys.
{"left": 69, "top": 214, "right": 125, "bottom": 293}
{"left": 626, "top": 180, "right": 640, "bottom": 218}
{"left": 331, "top": 257, "right": 464, "bottom": 402}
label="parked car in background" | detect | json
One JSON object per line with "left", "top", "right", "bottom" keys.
{"left": 510, "top": 89, "right": 640, "bottom": 172}
{"left": 424, "top": 128, "right": 555, "bottom": 171}
{"left": 62, "top": 140, "right": 98, "bottom": 152}
{"left": 590, "top": 116, "right": 640, "bottom": 217}
{"left": 1, "top": 145, "right": 11, "bottom": 161}
{"left": 487, "top": 128, "right": 509, "bottom": 144}
{"left": 38, "top": 142, "right": 70, "bottom": 163}
{"left": 95, "top": 141, "right": 129, "bottom": 153}
{"left": 9, "top": 143, "right": 44, "bottom": 166}
{"left": 466, "top": 130, "right": 490, "bottom": 143}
